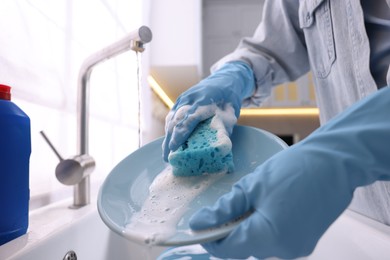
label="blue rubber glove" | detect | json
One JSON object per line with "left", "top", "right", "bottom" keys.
{"left": 162, "top": 61, "right": 255, "bottom": 162}
{"left": 189, "top": 87, "right": 390, "bottom": 259}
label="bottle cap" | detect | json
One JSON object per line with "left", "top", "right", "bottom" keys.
{"left": 0, "top": 84, "right": 11, "bottom": 100}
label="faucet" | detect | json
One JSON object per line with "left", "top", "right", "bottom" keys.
{"left": 75, "top": 25, "right": 152, "bottom": 208}
{"left": 42, "top": 26, "right": 152, "bottom": 208}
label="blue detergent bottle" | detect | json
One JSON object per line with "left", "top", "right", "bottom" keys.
{"left": 0, "top": 84, "right": 31, "bottom": 246}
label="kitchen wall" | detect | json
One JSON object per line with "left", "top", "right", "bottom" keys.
{"left": 0, "top": 0, "right": 155, "bottom": 208}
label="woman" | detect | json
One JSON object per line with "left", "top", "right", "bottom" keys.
{"left": 162, "top": 0, "right": 390, "bottom": 258}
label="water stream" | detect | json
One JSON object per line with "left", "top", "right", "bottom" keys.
{"left": 136, "top": 51, "right": 142, "bottom": 148}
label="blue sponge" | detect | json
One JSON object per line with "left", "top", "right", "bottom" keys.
{"left": 168, "top": 117, "right": 234, "bottom": 177}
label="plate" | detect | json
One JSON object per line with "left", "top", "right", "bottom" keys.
{"left": 97, "top": 125, "right": 288, "bottom": 246}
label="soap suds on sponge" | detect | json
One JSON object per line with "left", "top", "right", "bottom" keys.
{"left": 168, "top": 113, "right": 234, "bottom": 177}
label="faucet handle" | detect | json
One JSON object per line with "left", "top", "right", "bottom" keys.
{"left": 40, "top": 130, "right": 64, "bottom": 161}
{"left": 55, "top": 154, "right": 95, "bottom": 186}
{"left": 40, "top": 130, "right": 96, "bottom": 186}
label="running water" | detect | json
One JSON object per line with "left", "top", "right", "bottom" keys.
{"left": 136, "top": 51, "right": 142, "bottom": 148}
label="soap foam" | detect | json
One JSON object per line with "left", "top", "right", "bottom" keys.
{"left": 168, "top": 104, "right": 237, "bottom": 176}
{"left": 166, "top": 103, "right": 237, "bottom": 149}
{"left": 123, "top": 166, "right": 224, "bottom": 245}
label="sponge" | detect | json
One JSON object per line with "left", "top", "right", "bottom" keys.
{"left": 168, "top": 116, "right": 234, "bottom": 177}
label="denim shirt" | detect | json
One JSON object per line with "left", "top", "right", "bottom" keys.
{"left": 215, "top": 0, "right": 386, "bottom": 125}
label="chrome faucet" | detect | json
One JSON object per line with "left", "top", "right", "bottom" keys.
{"left": 75, "top": 25, "right": 152, "bottom": 207}
{"left": 42, "top": 26, "right": 152, "bottom": 208}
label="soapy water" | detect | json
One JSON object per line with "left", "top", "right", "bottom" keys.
{"left": 123, "top": 166, "right": 225, "bottom": 245}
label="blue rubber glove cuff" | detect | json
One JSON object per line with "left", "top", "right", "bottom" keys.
{"left": 189, "top": 86, "right": 390, "bottom": 259}
{"left": 162, "top": 61, "right": 255, "bottom": 162}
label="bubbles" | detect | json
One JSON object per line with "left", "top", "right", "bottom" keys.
{"left": 123, "top": 166, "right": 224, "bottom": 246}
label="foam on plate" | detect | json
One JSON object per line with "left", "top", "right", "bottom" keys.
{"left": 123, "top": 166, "right": 224, "bottom": 245}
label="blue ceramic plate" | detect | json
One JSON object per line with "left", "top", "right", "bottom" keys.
{"left": 97, "top": 125, "right": 287, "bottom": 246}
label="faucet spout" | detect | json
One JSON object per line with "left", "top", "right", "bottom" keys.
{"left": 74, "top": 26, "right": 152, "bottom": 208}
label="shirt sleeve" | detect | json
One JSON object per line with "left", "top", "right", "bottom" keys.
{"left": 212, "top": 0, "right": 310, "bottom": 107}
